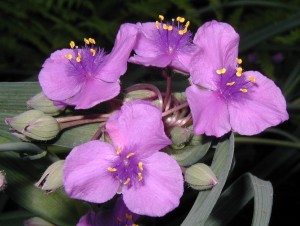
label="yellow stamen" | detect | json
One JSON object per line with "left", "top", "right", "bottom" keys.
{"left": 178, "top": 28, "right": 187, "bottom": 35}
{"left": 240, "top": 88, "right": 248, "bottom": 93}
{"left": 248, "top": 76, "right": 256, "bottom": 83}
{"left": 163, "top": 24, "right": 168, "bottom": 30}
{"left": 167, "top": 25, "right": 173, "bottom": 31}
{"left": 84, "top": 38, "right": 90, "bottom": 45}
{"left": 123, "top": 178, "right": 131, "bottom": 185}
{"left": 237, "top": 58, "right": 242, "bottom": 64}
{"left": 216, "top": 68, "right": 227, "bottom": 74}
{"left": 226, "top": 81, "right": 236, "bottom": 86}
{"left": 65, "top": 54, "right": 73, "bottom": 60}
{"left": 70, "top": 41, "right": 75, "bottom": 49}
{"left": 176, "top": 16, "right": 185, "bottom": 23}
{"left": 236, "top": 67, "right": 243, "bottom": 77}
{"left": 116, "top": 147, "right": 122, "bottom": 155}
{"left": 126, "top": 152, "right": 135, "bottom": 159}
{"left": 76, "top": 53, "right": 81, "bottom": 62}
{"left": 185, "top": 21, "right": 190, "bottom": 29}
{"left": 138, "top": 172, "right": 143, "bottom": 181}
{"left": 155, "top": 21, "right": 160, "bottom": 29}
{"left": 107, "top": 167, "right": 117, "bottom": 172}
{"left": 125, "top": 213, "right": 133, "bottom": 220}
{"left": 88, "top": 38, "right": 96, "bottom": 44}
{"left": 158, "top": 15, "right": 164, "bottom": 21}
{"left": 90, "top": 48, "right": 96, "bottom": 56}
{"left": 138, "top": 162, "right": 143, "bottom": 171}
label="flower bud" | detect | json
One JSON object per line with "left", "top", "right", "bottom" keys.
{"left": 170, "top": 126, "right": 192, "bottom": 147}
{"left": 27, "top": 92, "right": 66, "bottom": 116}
{"left": 35, "top": 160, "right": 64, "bottom": 193}
{"left": 0, "top": 171, "right": 7, "bottom": 191}
{"left": 5, "top": 110, "right": 60, "bottom": 141}
{"left": 124, "top": 89, "right": 156, "bottom": 102}
{"left": 184, "top": 163, "right": 218, "bottom": 190}
{"left": 24, "top": 217, "right": 55, "bottom": 226}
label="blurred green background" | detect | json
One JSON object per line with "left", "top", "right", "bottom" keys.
{"left": 1, "top": 0, "right": 300, "bottom": 225}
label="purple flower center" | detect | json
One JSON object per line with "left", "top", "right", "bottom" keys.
{"left": 107, "top": 146, "right": 145, "bottom": 189}
{"left": 154, "top": 15, "right": 192, "bottom": 56}
{"left": 64, "top": 38, "right": 106, "bottom": 80}
{"left": 115, "top": 212, "right": 136, "bottom": 226}
{"left": 216, "top": 59, "right": 257, "bottom": 102}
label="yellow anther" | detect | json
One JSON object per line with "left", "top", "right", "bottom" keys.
{"left": 176, "top": 16, "right": 185, "bottom": 23}
{"left": 107, "top": 167, "right": 117, "bottom": 172}
{"left": 167, "top": 25, "right": 173, "bottom": 31}
{"left": 240, "top": 88, "right": 248, "bottom": 93}
{"left": 248, "top": 76, "right": 256, "bottom": 83}
{"left": 163, "top": 24, "right": 168, "bottom": 30}
{"left": 237, "top": 58, "right": 242, "bottom": 64}
{"left": 76, "top": 53, "right": 81, "bottom": 62}
{"left": 216, "top": 68, "right": 227, "bottom": 74}
{"left": 116, "top": 147, "right": 122, "bottom": 155}
{"left": 132, "top": 224, "right": 139, "bottom": 226}
{"left": 125, "top": 213, "right": 133, "bottom": 220}
{"left": 236, "top": 67, "right": 243, "bottom": 77}
{"left": 158, "top": 15, "right": 164, "bottom": 21}
{"left": 185, "top": 21, "right": 190, "bottom": 29}
{"left": 178, "top": 28, "right": 187, "bottom": 35}
{"left": 226, "top": 81, "right": 236, "bottom": 86}
{"left": 84, "top": 38, "right": 90, "bottom": 45}
{"left": 155, "top": 21, "right": 160, "bottom": 29}
{"left": 123, "top": 178, "right": 131, "bottom": 185}
{"left": 138, "top": 172, "right": 143, "bottom": 181}
{"left": 65, "top": 54, "right": 73, "bottom": 60}
{"left": 126, "top": 152, "right": 135, "bottom": 159}
{"left": 70, "top": 41, "right": 75, "bottom": 49}
{"left": 90, "top": 48, "right": 96, "bottom": 56}
{"left": 138, "top": 162, "right": 143, "bottom": 171}
{"left": 88, "top": 38, "right": 96, "bottom": 44}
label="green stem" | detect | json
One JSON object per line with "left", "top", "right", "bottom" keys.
{"left": 0, "top": 142, "right": 43, "bottom": 153}
{"left": 60, "top": 117, "right": 108, "bottom": 130}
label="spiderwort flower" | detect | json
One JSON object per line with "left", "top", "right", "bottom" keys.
{"left": 63, "top": 100, "right": 183, "bottom": 216}
{"left": 129, "top": 15, "right": 195, "bottom": 73}
{"left": 39, "top": 24, "right": 137, "bottom": 109}
{"left": 78, "top": 197, "right": 139, "bottom": 226}
{"left": 186, "top": 21, "right": 288, "bottom": 137}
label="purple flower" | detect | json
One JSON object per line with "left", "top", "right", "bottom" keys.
{"left": 63, "top": 100, "right": 184, "bottom": 216}
{"left": 129, "top": 15, "right": 196, "bottom": 73}
{"left": 77, "top": 197, "right": 139, "bottom": 226}
{"left": 186, "top": 21, "right": 289, "bottom": 137}
{"left": 39, "top": 24, "right": 137, "bottom": 109}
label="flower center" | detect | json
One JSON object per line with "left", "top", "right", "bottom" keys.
{"left": 64, "top": 38, "right": 106, "bottom": 79}
{"left": 107, "top": 147, "right": 145, "bottom": 188}
{"left": 154, "top": 15, "right": 192, "bottom": 55}
{"left": 216, "top": 58, "right": 257, "bottom": 102}
{"left": 116, "top": 213, "right": 138, "bottom": 226}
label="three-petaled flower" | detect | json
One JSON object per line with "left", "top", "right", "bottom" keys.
{"left": 129, "top": 15, "right": 196, "bottom": 73}
{"left": 39, "top": 23, "right": 137, "bottom": 109}
{"left": 186, "top": 21, "right": 288, "bottom": 137}
{"left": 63, "top": 100, "right": 183, "bottom": 216}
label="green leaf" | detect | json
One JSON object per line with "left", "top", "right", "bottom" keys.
{"left": 205, "top": 173, "right": 273, "bottom": 226}
{"left": 180, "top": 133, "right": 235, "bottom": 226}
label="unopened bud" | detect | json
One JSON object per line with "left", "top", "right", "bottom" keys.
{"left": 27, "top": 92, "right": 66, "bottom": 116}
{"left": 0, "top": 171, "right": 7, "bottom": 191}
{"left": 170, "top": 127, "right": 192, "bottom": 147}
{"left": 124, "top": 89, "right": 156, "bottom": 102}
{"left": 5, "top": 110, "right": 60, "bottom": 141}
{"left": 185, "top": 163, "right": 218, "bottom": 190}
{"left": 24, "top": 217, "right": 55, "bottom": 226}
{"left": 35, "top": 160, "right": 64, "bottom": 193}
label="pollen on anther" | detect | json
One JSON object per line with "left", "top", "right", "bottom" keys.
{"left": 248, "top": 76, "right": 256, "bottom": 83}
{"left": 240, "top": 88, "right": 248, "bottom": 93}
{"left": 107, "top": 167, "right": 117, "bottom": 172}
{"left": 70, "top": 41, "right": 75, "bottom": 49}
{"left": 226, "top": 81, "right": 236, "bottom": 86}
{"left": 176, "top": 16, "right": 185, "bottom": 23}
{"left": 88, "top": 38, "right": 96, "bottom": 44}
{"left": 84, "top": 38, "right": 90, "bottom": 45}
{"left": 126, "top": 152, "right": 135, "bottom": 159}
{"left": 90, "top": 48, "right": 96, "bottom": 56}
{"left": 125, "top": 213, "right": 133, "bottom": 220}
{"left": 167, "top": 25, "right": 173, "bottom": 31}
{"left": 65, "top": 54, "right": 73, "bottom": 60}
{"left": 236, "top": 67, "right": 243, "bottom": 77}
{"left": 216, "top": 68, "right": 226, "bottom": 74}
{"left": 116, "top": 147, "right": 122, "bottom": 155}
{"left": 138, "top": 173, "right": 143, "bottom": 181}
{"left": 155, "top": 21, "right": 160, "bottom": 29}
{"left": 237, "top": 58, "right": 243, "bottom": 64}
{"left": 76, "top": 53, "right": 81, "bottom": 63}
{"left": 185, "top": 21, "right": 190, "bottom": 29}
{"left": 158, "top": 15, "right": 164, "bottom": 21}
{"left": 138, "top": 162, "right": 143, "bottom": 171}
{"left": 123, "top": 178, "right": 131, "bottom": 185}
{"left": 163, "top": 24, "right": 168, "bottom": 30}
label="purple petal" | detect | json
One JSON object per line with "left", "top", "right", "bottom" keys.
{"left": 122, "top": 152, "right": 183, "bottom": 216}
{"left": 190, "top": 21, "right": 239, "bottom": 90}
{"left": 106, "top": 100, "right": 171, "bottom": 157}
{"left": 228, "top": 71, "right": 288, "bottom": 135}
{"left": 77, "top": 210, "right": 101, "bottom": 226}
{"left": 63, "top": 78, "right": 120, "bottom": 109}
{"left": 63, "top": 140, "right": 119, "bottom": 203}
{"left": 100, "top": 23, "right": 138, "bottom": 82}
{"left": 39, "top": 49, "right": 83, "bottom": 101}
{"left": 186, "top": 85, "right": 231, "bottom": 137}
{"left": 129, "top": 54, "right": 172, "bottom": 68}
